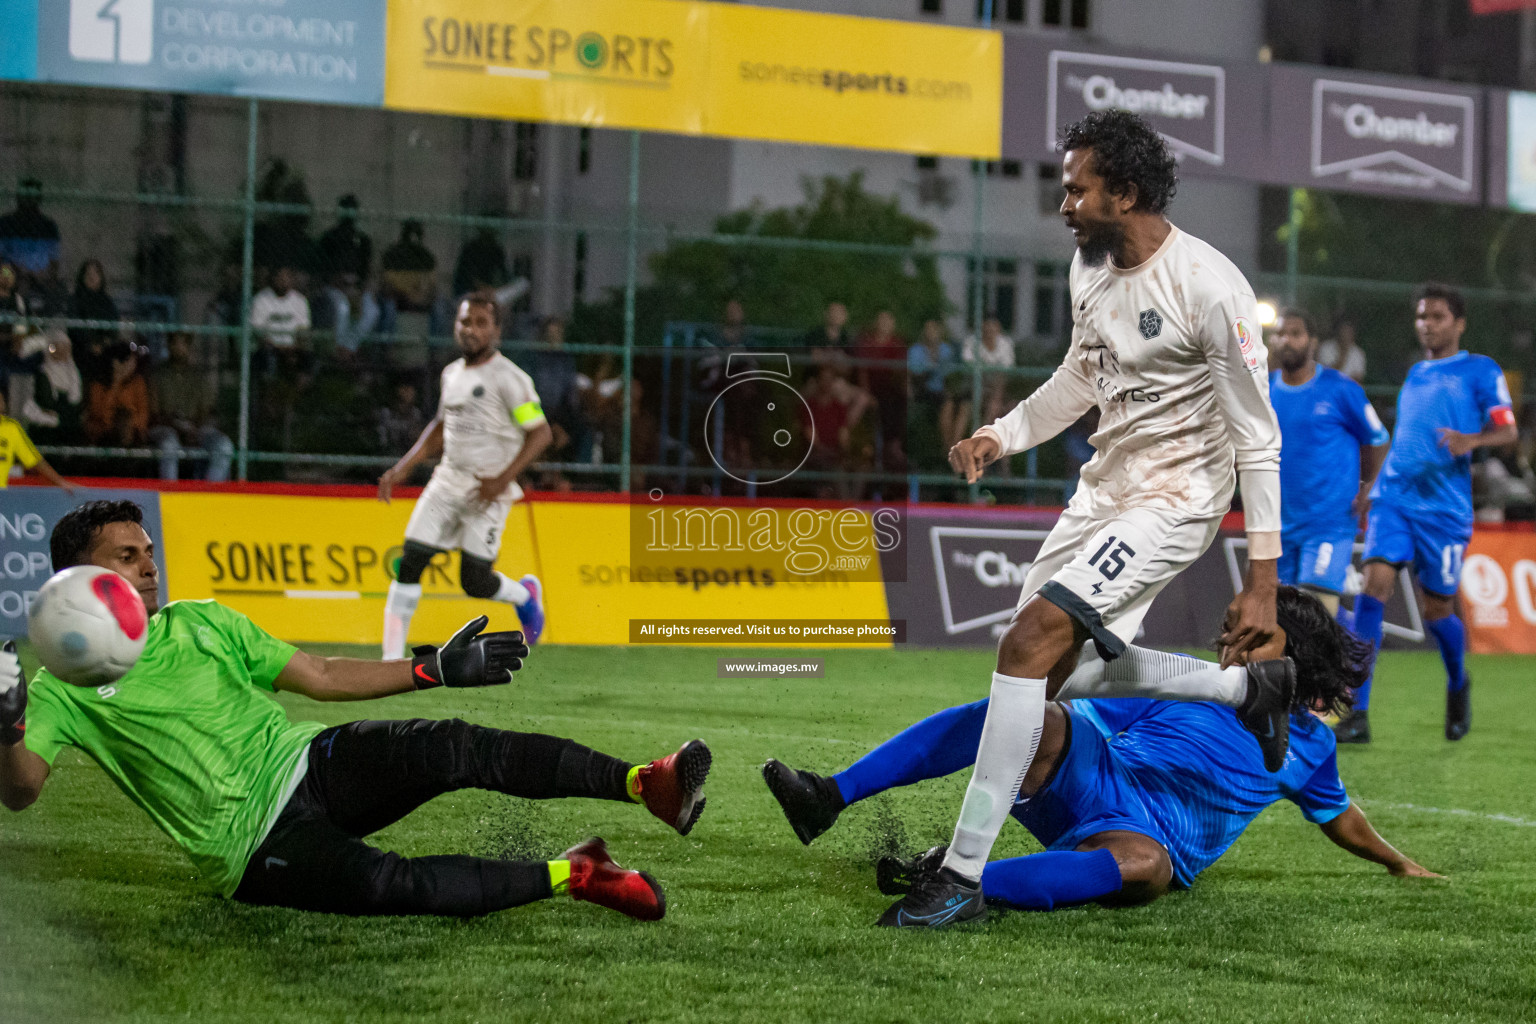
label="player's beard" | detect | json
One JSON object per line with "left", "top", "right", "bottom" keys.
{"left": 1278, "top": 347, "right": 1308, "bottom": 373}
{"left": 1076, "top": 220, "right": 1126, "bottom": 268}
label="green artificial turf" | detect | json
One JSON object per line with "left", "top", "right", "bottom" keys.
{"left": 2, "top": 644, "right": 1533, "bottom": 1023}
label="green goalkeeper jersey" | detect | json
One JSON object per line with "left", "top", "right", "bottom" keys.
{"left": 24, "top": 600, "right": 325, "bottom": 895}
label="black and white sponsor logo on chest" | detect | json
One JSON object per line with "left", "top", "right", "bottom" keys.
{"left": 1048, "top": 50, "right": 1224, "bottom": 166}
{"left": 1312, "top": 79, "right": 1475, "bottom": 194}
{"left": 1079, "top": 307, "right": 1161, "bottom": 403}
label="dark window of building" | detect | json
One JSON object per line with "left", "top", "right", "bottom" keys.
{"left": 573, "top": 233, "right": 588, "bottom": 299}
{"left": 1004, "top": 0, "right": 1025, "bottom": 22}
{"left": 916, "top": 155, "right": 939, "bottom": 170}
{"left": 1038, "top": 163, "right": 1062, "bottom": 215}
{"left": 972, "top": 160, "right": 1024, "bottom": 179}
{"left": 1044, "top": 0, "right": 1089, "bottom": 28}
{"left": 509, "top": 253, "right": 533, "bottom": 314}
{"left": 578, "top": 127, "right": 592, "bottom": 174}
{"left": 968, "top": 257, "right": 1019, "bottom": 332}
{"left": 920, "top": 0, "right": 943, "bottom": 13}
{"left": 513, "top": 123, "right": 538, "bottom": 180}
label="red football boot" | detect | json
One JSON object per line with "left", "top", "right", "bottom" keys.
{"left": 634, "top": 739, "right": 712, "bottom": 836}
{"left": 562, "top": 837, "right": 666, "bottom": 921}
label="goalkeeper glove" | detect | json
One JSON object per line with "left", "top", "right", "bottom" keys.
{"left": 411, "top": 615, "right": 528, "bottom": 689}
{"left": 1, "top": 641, "right": 27, "bottom": 747}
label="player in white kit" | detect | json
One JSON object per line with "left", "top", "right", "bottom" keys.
{"left": 378, "top": 294, "right": 553, "bottom": 658}
{"left": 881, "top": 111, "right": 1295, "bottom": 928}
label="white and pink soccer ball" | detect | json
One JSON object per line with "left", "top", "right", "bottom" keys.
{"left": 27, "top": 566, "right": 148, "bottom": 685}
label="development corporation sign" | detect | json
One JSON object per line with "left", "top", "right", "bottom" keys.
{"left": 36, "top": 0, "right": 385, "bottom": 105}
{"left": 1269, "top": 65, "right": 1481, "bottom": 203}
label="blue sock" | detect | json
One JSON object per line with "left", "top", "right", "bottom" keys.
{"left": 980, "top": 849, "right": 1124, "bottom": 910}
{"left": 1351, "top": 593, "right": 1386, "bottom": 712}
{"left": 1424, "top": 614, "right": 1468, "bottom": 693}
{"left": 833, "top": 699, "right": 988, "bottom": 805}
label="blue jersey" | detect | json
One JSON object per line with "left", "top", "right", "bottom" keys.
{"left": 1270, "top": 366, "right": 1389, "bottom": 535}
{"left": 1065, "top": 699, "right": 1349, "bottom": 886}
{"left": 1371, "top": 352, "right": 1512, "bottom": 521}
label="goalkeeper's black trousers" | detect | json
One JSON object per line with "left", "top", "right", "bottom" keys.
{"left": 232, "top": 718, "right": 634, "bottom": 917}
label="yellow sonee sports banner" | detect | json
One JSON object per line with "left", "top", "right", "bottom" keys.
{"left": 159, "top": 493, "right": 892, "bottom": 647}
{"left": 159, "top": 492, "right": 540, "bottom": 646}
{"left": 705, "top": 4, "right": 1000, "bottom": 157}
{"left": 384, "top": 0, "right": 1001, "bottom": 157}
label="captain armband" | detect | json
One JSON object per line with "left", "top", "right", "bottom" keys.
{"left": 512, "top": 400, "right": 546, "bottom": 427}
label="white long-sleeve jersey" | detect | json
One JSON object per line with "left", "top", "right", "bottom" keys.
{"left": 977, "top": 226, "right": 1282, "bottom": 557}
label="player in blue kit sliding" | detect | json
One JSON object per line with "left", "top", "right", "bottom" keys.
{"left": 1337, "top": 284, "right": 1517, "bottom": 744}
{"left": 763, "top": 588, "right": 1438, "bottom": 921}
{"left": 1269, "top": 308, "right": 1389, "bottom": 613}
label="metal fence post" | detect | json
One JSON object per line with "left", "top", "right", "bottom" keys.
{"left": 236, "top": 98, "right": 258, "bottom": 480}
{"left": 621, "top": 130, "right": 640, "bottom": 494}
{"left": 1285, "top": 187, "right": 1302, "bottom": 305}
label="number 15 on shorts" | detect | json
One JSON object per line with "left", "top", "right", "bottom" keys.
{"left": 1088, "top": 536, "right": 1137, "bottom": 580}
{"left": 1061, "top": 517, "right": 1158, "bottom": 609}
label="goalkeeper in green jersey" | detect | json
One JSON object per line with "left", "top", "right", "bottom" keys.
{"left": 0, "top": 500, "right": 711, "bottom": 921}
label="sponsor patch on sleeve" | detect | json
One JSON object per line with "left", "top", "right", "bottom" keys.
{"left": 1234, "top": 316, "right": 1260, "bottom": 371}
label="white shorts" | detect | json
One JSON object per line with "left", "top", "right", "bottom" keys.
{"left": 404, "top": 465, "right": 522, "bottom": 562}
{"left": 1016, "top": 504, "right": 1223, "bottom": 658}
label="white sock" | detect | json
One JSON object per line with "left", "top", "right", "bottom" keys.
{"left": 492, "top": 572, "right": 531, "bottom": 606}
{"left": 941, "top": 672, "right": 1047, "bottom": 883}
{"left": 1057, "top": 643, "right": 1247, "bottom": 707}
{"left": 383, "top": 581, "right": 422, "bottom": 660}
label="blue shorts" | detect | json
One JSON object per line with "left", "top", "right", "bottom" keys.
{"left": 1011, "top": 708, "right": 1183, "bottom": 884}
{"left": 1278, "top": 529, "right": 1356, "bottom": 594}
{"left": 1362, "top": 501, "right": 1472, "bottom": 597}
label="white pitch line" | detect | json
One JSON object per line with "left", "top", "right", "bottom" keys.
{"left": 1359, "top": 800, "right": 1536, "bottom": 829}
{"left": 522, "top": 712, "right": 868, "bottom": 748}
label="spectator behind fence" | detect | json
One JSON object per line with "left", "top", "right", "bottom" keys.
{"left": 1, "top": 260, "right": 39, "bottom": 418}
{"left": 1319, "top": 314, "right": 1367, "bottom": 382}
{"left": 85, "top": 341, "right": 150, "bottom": 449}
{"left": 1, "top": 258, "right": 30, "bottom": 348}
{"left": 698, "top": 299, "right": 756, "bottom": 390}
{"left": 323, "top": 271, "right": 381, "bottom": 360}
{"left": 962, "top": 314, "right": 1017, "bottom": 427}
{"left": 150, "top": 331, "right": 233, "bottom": 481}
{"left": 25, "top": 253, "right": 69, "bottom": 318}
{"left": 376, "top": 378, "right": 427, "bottom": 457}
{"left": 28, "top": 327, "right": 84, "bottom": 442}
{"left": 381, "top": 220, "right": 437, "bottom": 370}
{"left": 855, "top": 309, "right": 908, "bottom": 471}
{"left": 909, "top": 318, "right": 960, "bottom": 450}
{"left": 70, "top": 258, "right": 120, "bottom": 383}
{"left": 250, "top": 264, "right": 311, "bottom": 363}
{"left": 801, "top": 355, "right": 873, "bottom": 495}
{"left": 453, "top": 225, "right": 509, "bottom": 296}
{"left": 24, "top": 326, "right": 84, "bottom": 445}
{"left": 801, "top": 301, "right": 852, "bottom": 377}
{"left": 318, "top": 194, "right": 373, "bottom": 282}
{"left": 0, "top": 177, "right": 61, "bottom": 288}
{"left": 0, "top": 387, "right": 74, "bottom": 490}
{"left": 527, "top": 315, "right": 592, "bottom": 465}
